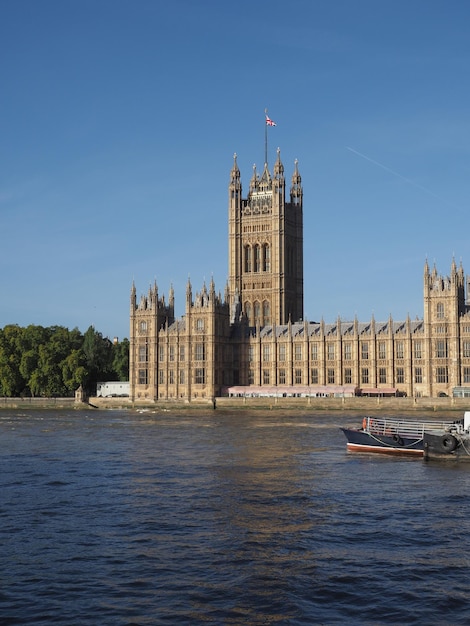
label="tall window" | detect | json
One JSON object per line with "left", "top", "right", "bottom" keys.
{"left": 263, "top": 370, "right": 270, "bottom": 385}
{"left": 311, "top": 368, "right": 319, "bottom": 384}
{"left": 436, "top": 367, "right": 448, "bottom": 383}
{"left": 159, "top": 346, "right": 165, "bottom": 362}
{"left": 435, "top": 340, "right": 448, "bottom": 358}
{"left": 248, "top": 346, "right": 254, "bottom": 363}
{"left": 169, "top": 346, "right": 175, "bottom": 362}
{"left": 139, "top": 345, "right": 148, "bottom": 362}
{"left": 463, "top": 341, "right": 470, "bottom": 358}
{"left": 139, "top": 321, "right": 147, "bottom": 332}
{"left": 180, "top": 346, "right": 185, "bottom": 361}
{"left": 158, "top": 370, "right": 164, "bottom": 384}
{"left": 343, "top": 343, "right": 351, "bottom": 361}
{"left": 295, "top": 369, "right": 302, "bottom": 384}
{"left": 378, "top": 342, "right": 386, "bottom": 360}
{"left": 344, "top": 368, "right": 352, "bottom": 384}
{"left": 263, "top": 244, "right": 271, "bottom": 272}
{"left": 139, "top": 369, "right": 148, "bottom": 385}
{"left": 279, "top": 344, "right": 286, "bottom": 362}
{"left": 279, "top": 369, "right": 286, "bottom": 384}
{"left": 263, "top": 345, "right": 270, "bottom": 362}
{"left": 263, "top": 301, "right": 271, "bottom": 325}
{"left": 464, "top": 367, "right": 470, "bottom": 383}
{"left": 196, "top": 318, "right": 204, "bottom": 331}
{"left": 195, "top": 343, "right": 205, "bottom": 361}
{"left": 361, "top": 368, "right": 369, "bottom": 384}
{"left": 437, "top": 302, "right": 444, "bottom": 319}
{"left": 414, "top": 341, "right": 422, "bottom": 360}
{"left": 396, "top": 367, "right": 405, "bottom": 384}
{"left": 254, "top": 245, "right": 261, "bottom": 272}
{"left": 245, "top": 303, "right": 252, "bottom": 325}
{"left": 195, "top": 368, "right": 205, "bottom": 384}
{"left": 311, "top": 344, "right": 318, "bottom": 361}
{"left": 244, "top": 245, "right": 251, "bottom": 272}
{"left": 415, "top": 367, "right": 423, "bottom": 383}
{"left": 361, "top": 342, "right": 369, "bottom": 360}
{"left": 379, "top": 368, "right": 387, "bottom": 384}
{"left": 396, "top": 341, "right": 404, "bottom": 359}
{"left": 254, "top": 301, "right": 261, "bottom": 325}
{"left": 327, "top": 368, "right": 335, "bottom": 384}
{"left": 327, "top": 344, "right": 335, "bottom": 361}
{"left": 295, "top": 344, "right": 302, "bottom": 361}
{"left": 179, "top": 369, "right": 185, "bottom": 384}
{"left": 169, "top": 370, "right": 174, "bottom": 384}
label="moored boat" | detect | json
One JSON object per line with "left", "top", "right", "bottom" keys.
{"left": 341, "top": 416, "right": 458, "bottom": 456}
{"left": 424, "top": 412, "right": 470, "bottom": 462}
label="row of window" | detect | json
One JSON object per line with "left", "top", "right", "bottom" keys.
{"left": 138, "top": 365, "right": 470, "bottom": 387}
{"left": 245, "top": 301, "right": 271, "bottom": 326}
{"left": 138, "top": 368, "right": 206, "bottom": 385}
{"left": 139, "top": 344, "right": 206, "bottom": 363}
{"left": 244, "top": 244, "right": 270, "bottom": 273}
{"left": 139, "top": 317, "right": 206, "bottom": 335}
{"left": 246, "top": 366, "right": 458, "bottom": 386}
{"left": 139, "top": 339, "right": 470, "bottom": 365}
{"left": 247, "top": 339, "right": 470, "bottom": 362}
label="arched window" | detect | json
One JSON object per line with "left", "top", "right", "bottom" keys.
{"left": 254, "top": 245, "right": 261, "bottom": 272}
{"left": 263, "top": 244, "right": 270, "bottom": 272}
{"left": 254, "top": 301, "right": 261, "bottom": 325}
{"left": 263, "top": 301, "right": 271, "bottom": 325}
{"left": 244, "top": 245, "right": 251, "bottom": 273}
{"left": 245, "top": 302, "right": 252, "bottom": 325}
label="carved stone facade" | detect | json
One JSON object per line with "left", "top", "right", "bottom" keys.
{"left": 129, "top": 149, "right": 470, "bottom": 401}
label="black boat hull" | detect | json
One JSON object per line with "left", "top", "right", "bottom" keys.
{"left": 340, "top": 428, "right": 424, "bottom": 456}
{"left": 424, "top": 431, "right": 470, "bottom": 462}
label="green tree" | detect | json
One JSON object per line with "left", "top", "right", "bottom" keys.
{"left": 82, "top": 326, "right": 114, "bottom": 394}
{"left": 0, "top": 325, "right": 25, "bottom": 395}
{"left": 0, "top": 323, "right": 123, "bottom": 397}
{"left": 112, "top": 337, "right": 130, "bottom": 381}
{"left": 62, "top": 349, "right": 87, "bottom": 392}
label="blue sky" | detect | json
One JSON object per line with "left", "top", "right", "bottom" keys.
{"left": 2, "top": 0, "right": 470, "bottom": 340}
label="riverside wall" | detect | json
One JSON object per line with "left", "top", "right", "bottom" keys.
{"left": 0, "top": 395, "right": 469, "bottom": 416}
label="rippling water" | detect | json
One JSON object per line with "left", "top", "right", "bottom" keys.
{"left": 1, "top": 409, "right": 470, "bottom": 625}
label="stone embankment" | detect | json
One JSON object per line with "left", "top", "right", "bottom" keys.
{"left": 90, "top": 395, "right": 468, "bottom": 415}
{"left": 0, "top": 396, "right": 468, "bottom": 416}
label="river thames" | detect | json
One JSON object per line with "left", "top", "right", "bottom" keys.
{"left": 1, "top": 409, "right": 469, "bottom": 625}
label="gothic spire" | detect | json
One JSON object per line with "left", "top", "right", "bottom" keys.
{"left": 273, "top": 147, "right": 284, "bottom": 181}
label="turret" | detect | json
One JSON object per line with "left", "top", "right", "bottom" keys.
{"left": 186, "top": 277, "right": 192, "bottom": 309}
{"left": 290, "top": 158, "right": 302, "bottom": 206}
{"left": 229, "top": 153, "right": 242, "bottom": 210}
{"left": 130, "top": 281, "right": 136, "bottom": 314}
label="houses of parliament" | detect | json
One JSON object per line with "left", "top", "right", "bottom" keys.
{"left": 129, "top": 145, "right": 470, "bottom": 401}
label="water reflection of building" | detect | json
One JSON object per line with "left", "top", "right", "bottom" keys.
{"left": 130, "top": 148, "right": 470, "bottom": 401}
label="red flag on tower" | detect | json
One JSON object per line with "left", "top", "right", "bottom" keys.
{"left": 265, "top": 114, "right": 276, "bottom": 127}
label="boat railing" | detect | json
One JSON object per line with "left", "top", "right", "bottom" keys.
{"left": 364, "top": 416, "right": 457, "bottom": 439}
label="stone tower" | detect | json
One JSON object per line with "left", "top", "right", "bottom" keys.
{"left": 129, "top": 281, "right": 174, "bottom": 401}
{"left": 423, "top": 258, "right": 466, "bottom": 395}
{"left": 228, "top": 148, "right": 303, "bottom": 327}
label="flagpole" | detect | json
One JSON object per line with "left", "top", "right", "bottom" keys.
{"left": 264, "top": 108, "right": 268, "bottom": 165}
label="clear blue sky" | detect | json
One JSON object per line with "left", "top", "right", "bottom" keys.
{"left": 2, "top": 0, "right": 470, "bottom": 340}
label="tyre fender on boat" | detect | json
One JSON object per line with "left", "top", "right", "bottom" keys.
{"left": 392, "top": 434, "right": 404, "bottom": 446}
{"left": 440, "top": 434, "right": 458, "bottom": 453}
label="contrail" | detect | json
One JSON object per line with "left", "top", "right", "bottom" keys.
{"left": 346, "top": 146, "right": 456, "bottom": 207}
